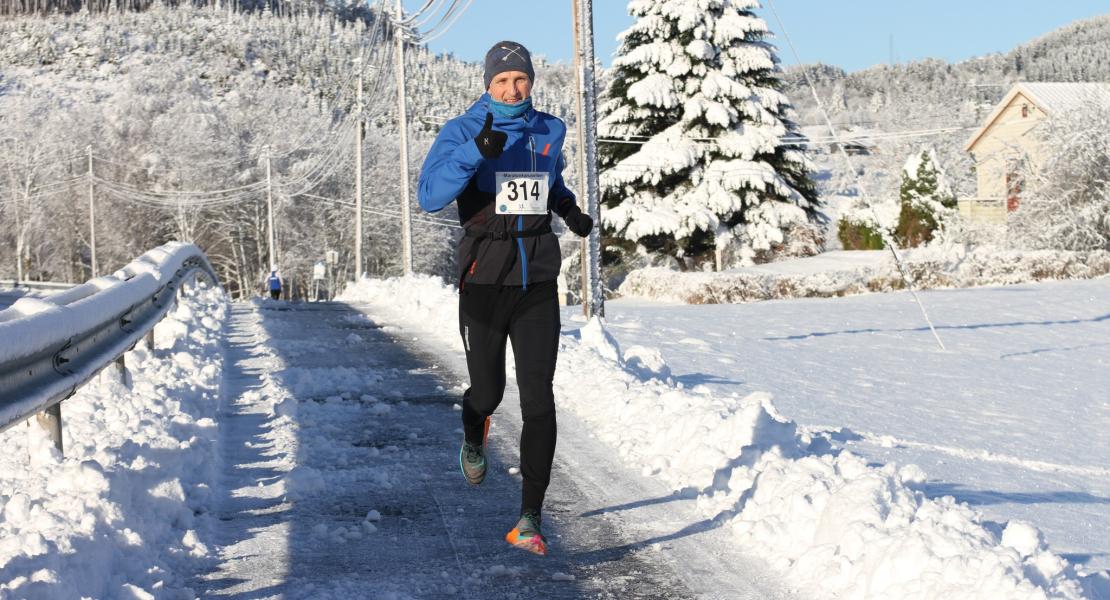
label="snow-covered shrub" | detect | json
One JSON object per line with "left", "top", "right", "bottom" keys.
{"left": 618, "top": 247, "right": 1110, "bottom": 303}
{"left": 597, "top": 0, "right": 820, "bottom": 270}
{"left": 837, "top": 217, "right": 886, "bottom": 250}
{"left": 894, "top": 147, "right": 958, "bottom": 247}
{"left": 1011, "top": 104, "right": 1110, "bottom": 251}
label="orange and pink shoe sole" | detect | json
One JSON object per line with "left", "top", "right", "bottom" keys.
{"left": 505, "top": 528, "right": 547, "bottom": 556}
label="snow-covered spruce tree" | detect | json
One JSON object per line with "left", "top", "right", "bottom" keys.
{"left": 599, "top": 0, "right": 820, "bottom": 270}
{"left": 1011, "top": 105, "right": 1110, "bottom": 251}
{"left": 894, "top": 147, "right": 957, "bottom": 247}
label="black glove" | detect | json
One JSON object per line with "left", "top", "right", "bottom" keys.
{"left": 474, "top": 113, "right": 507, "bottom": 159}
{"left": 564, "top": 207, "right": 594, "bottom": 237}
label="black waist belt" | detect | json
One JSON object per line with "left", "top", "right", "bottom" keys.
{"left": 463, "top": 226, "right": 552, "bottom": 240}
{"left": 460, "top": 225, "right": 553, "bottom": 288}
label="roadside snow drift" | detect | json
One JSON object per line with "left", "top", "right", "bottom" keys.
{"left": 341, "top": 275, "right": 1094, "bottom": 600}
{"left": 0, "top": 283, "right": 226, "bottom": 599}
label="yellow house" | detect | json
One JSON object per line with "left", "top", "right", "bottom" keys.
{"left": 963, "top": 82, "right": 1110, "bottom": 224}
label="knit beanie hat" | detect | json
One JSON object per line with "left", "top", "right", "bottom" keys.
{"left": 483, "top": 41, "right": 535, "bottom": 90}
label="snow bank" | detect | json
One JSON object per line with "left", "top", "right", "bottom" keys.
{"left": 619, "top": 248, "right": 1110, "bottom": 304}
{"left": 340, "top": 275, "right": 1094, "bottom": 600}
{"left": 0, "top": 283, "right": 227, "bottom": 599}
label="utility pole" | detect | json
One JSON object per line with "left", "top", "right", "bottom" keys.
{"left": 395, "top": 0, "right": 414, "bottom": 276}
{"left": 354, "top": 57, "right": 365, "bottom": 279}
{"left": 265, "top": 147, "right": 276, "bottom": 270}
{"left": 571, "top": 0, "right": 603, "bottom": 318}
{"left": 87, "top": 145, "right": 97, "bottom": 278}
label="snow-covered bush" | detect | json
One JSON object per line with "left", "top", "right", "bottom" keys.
{"left": 837, "top": 217, "right": 886, "bottom": 250}
{"left": 598, "top": 0, "right": 820, "bottom": 270}
{"left": 1011, "top": 104, "right": 1110, "bottom": 251}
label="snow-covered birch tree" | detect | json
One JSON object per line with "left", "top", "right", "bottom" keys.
{"left": 1012, "top": 105, "right": 1110, "bottom": 251}
{"left": 599, "top": 0, "right": 820, "bottom": 269}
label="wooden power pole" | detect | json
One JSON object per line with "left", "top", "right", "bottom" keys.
{"left": 355, "top": 57, "right": 365, "bottom": 279}
{"left": 395, "top": 0, "right": 414, "bottom": 276}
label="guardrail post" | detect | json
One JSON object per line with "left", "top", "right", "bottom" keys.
{"left": 114, "top": 354, "right": 132, "bottom": 388}
{"left": 145, "top": 328, "right": 155, "bottom": 350}
{"left": 35, "top": 404, "right": 63, "bottom": 455}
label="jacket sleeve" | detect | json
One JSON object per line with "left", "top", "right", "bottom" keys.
{"left": 548, "top": 154, "right": 580, "bottom": 218}
{"left": 418, "top": 119, "right": 485, "bottom": 213}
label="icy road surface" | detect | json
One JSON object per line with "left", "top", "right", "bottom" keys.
{"left": 202, "top": 300, "right": 789, "bottom": 599}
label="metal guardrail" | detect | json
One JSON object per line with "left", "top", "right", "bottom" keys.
{"left": 0, "top": 242, "right": 221, "bottom": 453}
{"left": 0, "top": 280, "right": 75, "bottom": 292}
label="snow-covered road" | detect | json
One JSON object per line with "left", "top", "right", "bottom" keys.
{"left": 202, "top": 300, "right": 788, "bottom": 598}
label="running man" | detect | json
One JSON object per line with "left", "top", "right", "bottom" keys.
{"left": 266, "top": 269, "right": 283, "bottom": 300}
{"left": 417, "top": 41, "right": 593, "bottom": 556}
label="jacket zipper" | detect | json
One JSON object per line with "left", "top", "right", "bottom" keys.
{"left": 517, "top": 135, "right": 538, "bottom": 290}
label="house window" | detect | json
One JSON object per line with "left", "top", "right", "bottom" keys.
{"left": 1021, "top": 104, "right": 1029, "bottom": 118}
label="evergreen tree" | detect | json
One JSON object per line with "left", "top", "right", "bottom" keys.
{"left": 894, "top": 147, "right": 957, "bottom": 247}
{"left": 598, "top": 0, "right": 820, "bottom": 268}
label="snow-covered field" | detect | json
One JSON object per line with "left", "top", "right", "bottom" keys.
{"left": 341, "top": 276, "right": 1109, "bottom": 599}
{"left": 600, "top": 277, "right": 1110, "bottom": 572}
{"left": 0, "top": 283, "right": 226, "bottom": 599}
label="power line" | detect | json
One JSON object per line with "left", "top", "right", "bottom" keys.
{"left": 298, "top": 192, "right": 463, "bottom": 229}
{"left": 766, "top": 0, "right": 946, "bottom": 352}
{"left": 416, "top": 0, "right": 474, "bottom": 43}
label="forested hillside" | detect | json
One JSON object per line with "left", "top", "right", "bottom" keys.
{"left": 784, "top": 15, "right": 1110, "bottom": 129}
{"left": 780, "top": 15, "right": 1110, "bottom": 230}
{"left": 0, "top": 6, "right": 578, "bottom": 295}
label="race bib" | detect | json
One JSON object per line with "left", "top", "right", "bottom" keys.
{"left": 495, "top": 171, "right": 549, "bottom": 215}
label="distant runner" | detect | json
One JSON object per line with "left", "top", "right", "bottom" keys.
{"left": 417, "top": 41, "right": 593, "bottom": 556}
{"left": 266, "top": 269, "right": 283, "bottom": 300}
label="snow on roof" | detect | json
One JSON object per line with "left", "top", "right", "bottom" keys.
{"left": 1019, "top": 82, "right": 1110, "bottom": 113}
{"left": 964, "top": 82, "right": 1110, "bottom": 151}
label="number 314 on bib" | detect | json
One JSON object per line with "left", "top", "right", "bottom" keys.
{"left": 496, "top": 172, "right": 549, "bottom": 215}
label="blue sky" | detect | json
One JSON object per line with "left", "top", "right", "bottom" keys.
{"left": 409, "top": 1, "right": 1109, "bottom": 72}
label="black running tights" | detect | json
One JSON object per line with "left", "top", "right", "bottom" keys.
{"left": 459, "top": 280, "right": 559, "bottom": 515}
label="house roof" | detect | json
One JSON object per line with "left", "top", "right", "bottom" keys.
{"left": 964, "top": 82, "right": 1110, "bottom": 152}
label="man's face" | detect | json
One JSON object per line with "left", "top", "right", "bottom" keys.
{"left": 488, "top": 70, "right": 532, "bottom": 104}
